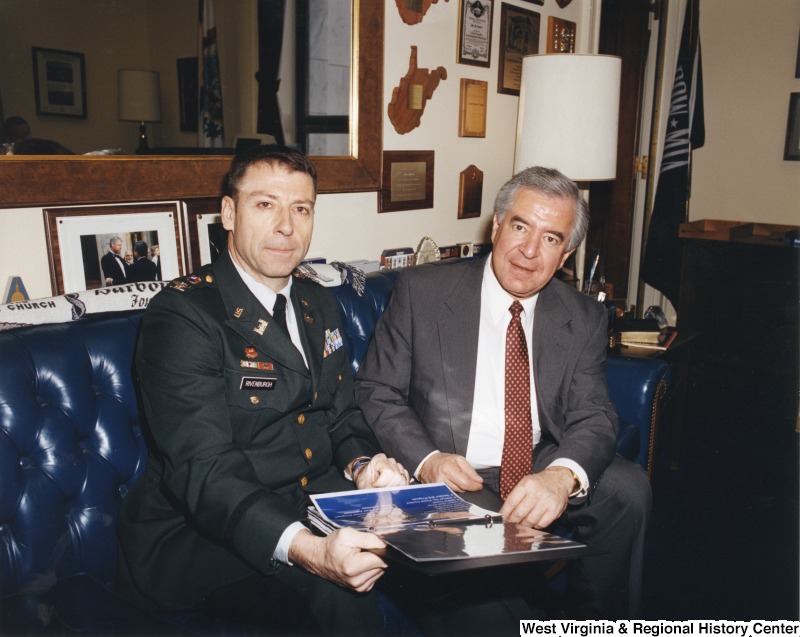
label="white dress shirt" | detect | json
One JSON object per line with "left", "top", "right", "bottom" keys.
{"left": 418, "top": 258, "right": 587, "bottom": 495}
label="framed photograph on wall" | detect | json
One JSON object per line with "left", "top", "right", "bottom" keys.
{"left": 43, "top": 203, "right": 185, "bottom": 295}
{"left": 32, "top": 47, "right": 87, "bottom": 118}
{"left": 380, "top": 150, "right": 435, "bottom": 213}
{"left": 497, "top": 3, "right": 540, "bottom": 96}
{"left": 457, "top": 0, "right": 493, "bottom": 67}
{"left": 784, "top": 92, "right": 800, "bottom": 161}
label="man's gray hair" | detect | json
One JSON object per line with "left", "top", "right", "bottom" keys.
{"left": 493, "top": 166, "right": 589, "bottom": 251}
{"left": 109, "top": 235, "right": 123, "bottom": 246}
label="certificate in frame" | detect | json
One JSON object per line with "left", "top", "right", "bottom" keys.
{"left": 497, "top": 3, "right": 541, "bottom": 96}
{"left": 457, "top": 0, "right": 493, "bottom": 68}
{"left": 458, "top": 79, "right": 488, "bottom": 138}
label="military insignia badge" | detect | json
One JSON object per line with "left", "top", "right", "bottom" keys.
{"left": 188, "top": 275, "right": 201, "bottom": 285}
{"left": 234, "top": 307, "right": 244, "bottom": 318}
{"left": 244, "top": 347, "right": 258, "bottom": 359}
{"left": 303, "top": 313, "right": 314, "bottom": 325}
{"left": 254, "top": 319, "right": 268, "bottom": 336}
{"left": 169, "top": 281, "right": 188, "bottom": 292}
{"left": 323, "top": 328, "right": 343, "bottom": 358}
{"left": 240, "top": 361, "right": 275, "bottom": 370}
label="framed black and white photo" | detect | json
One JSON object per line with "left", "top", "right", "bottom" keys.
{"left": 32, "top": 47, "right": 87, "bottom": 118}
{"left": 43, "top": 203, "right": 184, "bottom": 295}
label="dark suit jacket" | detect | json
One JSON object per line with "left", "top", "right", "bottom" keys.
{"left": 100, "top": 251, "right": 128, "bottom": 284}
{"left": 355, "top": 257, "right": 619, "bottom": 494}
{"left": 129, "top": 257, "right": 158, "bottom": 282}
{"left": 117, "top": 251, "right": 380, "bottom": 611}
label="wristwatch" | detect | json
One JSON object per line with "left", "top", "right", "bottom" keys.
{"left": 344, "top": 456, "right": 371, "bottom": 481}
{"left": 566, "top": 468, "right": 585, "bottom": 498}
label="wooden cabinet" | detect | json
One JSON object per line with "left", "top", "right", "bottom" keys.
{"left": 677, "top": 223, "right": 799, "bottom": 422}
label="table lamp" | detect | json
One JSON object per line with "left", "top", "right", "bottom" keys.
{"left": 513, "top": 53, "right": 622, "bottom": 289}
{"left": 118, "top": 70, "right": 162, "bottom": 154}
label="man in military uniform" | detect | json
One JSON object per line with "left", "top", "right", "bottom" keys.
{"left": 117, "top": 146, "right": 410, "bottom": 635}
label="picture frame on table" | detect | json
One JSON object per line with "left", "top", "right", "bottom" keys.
{"left": 43, "top": 203, "right": 184, "bottom": 295}
{"left": 32, "top": 47, "right": 87, "bottom": 118}
{"left": 182, "top": 198, "right": 228, "bottom": 271}
{"left": 784, "top": 92, "right": 800, "bottom": 161}
{"left": 497, "top": 3, "right": 541, "bottom": 96}
{"left": 457, "top": 0, "right": 493, "bottom": 68}
{"left": 380, "top": 150, "right": 435, "bottom": 213}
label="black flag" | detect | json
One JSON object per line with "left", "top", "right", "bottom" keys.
{"left": 640, "top": 0, "right": 704, "bottom": 308}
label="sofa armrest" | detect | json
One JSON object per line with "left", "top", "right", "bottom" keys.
{"left": 606, "top": 356, "right": 672, "bottom": 478}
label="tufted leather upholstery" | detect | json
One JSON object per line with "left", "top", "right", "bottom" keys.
{"left": 0, "top": 270, "right": 670, "bottom": 632}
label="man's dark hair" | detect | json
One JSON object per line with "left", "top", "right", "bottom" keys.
{"left": 223, "top": 145, "right": 318, "bottom": 200}
{"left": 134, "top": 241, "right": 149, "bottom": 258}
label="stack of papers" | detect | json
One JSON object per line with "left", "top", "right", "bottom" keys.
{"left": 309, "top": 483, "right": 587, "bottom": 563}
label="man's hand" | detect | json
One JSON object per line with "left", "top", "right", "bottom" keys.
{"left": 354, "top": 453, "right": 410, "bottom": 489}
{"left": 499, "top": 466, "right": 574, "bottom": 528}
{"left": 288, "top": 528, "right": 388, "bottom": 592}
{"left": 418, "top": 452, "right": 483, "bottom": 492}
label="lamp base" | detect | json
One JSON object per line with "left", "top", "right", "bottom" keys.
{"left": 136, "top": 122, "right": 149, "bottom": 154}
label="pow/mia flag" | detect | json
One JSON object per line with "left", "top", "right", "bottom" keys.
{"left": 640, "top": 0, "right": 705, "bottom": 308}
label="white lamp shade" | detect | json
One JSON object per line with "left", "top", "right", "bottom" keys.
{"left": 118, "top": 70, "right": 162, "bottom": 122}
{"left": 514, "top": 54, "right": 621, "bottom": 180}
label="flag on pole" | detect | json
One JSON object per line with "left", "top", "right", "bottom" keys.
{"left": 198, "top": 0, "right": 224, "bottom": 147}
{"left": 640, "top": 0, "right": 704, "bottom": 308}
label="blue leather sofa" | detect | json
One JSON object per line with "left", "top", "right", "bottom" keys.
{"left": 0, "top": 270, "right": 671, "bottom": 634}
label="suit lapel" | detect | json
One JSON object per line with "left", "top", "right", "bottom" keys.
{"left": 215, "top": 254, "right": 309, "bottom": 376}
{"left": 440, "top": 261, "right": 484, "bottom": 456}
{"left": 532, "top": 282, "right": 571, "bottom": 420}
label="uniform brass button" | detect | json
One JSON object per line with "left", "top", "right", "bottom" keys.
{"left": 297, "top": 413, "right": 305, "bottom": 425}
{"left": 338, "top": 374, "right": 343, "bottom": 381}
{"left": 250, "top": 396, "right": 260, "bottom": 405}
{"left": 305, "top": 448, "right": 313, "bottom": 460}
{"left": 300, "top": 476, "right": 308, "bottom": 488}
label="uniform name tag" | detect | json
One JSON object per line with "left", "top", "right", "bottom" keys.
{"left": 240, "top": 376, "right": 277, "bottom": 390}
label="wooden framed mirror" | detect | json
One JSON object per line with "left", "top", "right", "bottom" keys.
{"left": 0, "top": 1, "right": 383, "bottom": 207}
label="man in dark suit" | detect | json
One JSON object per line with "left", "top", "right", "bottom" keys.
{"left": 117, "top": 147, "right": 411, "bottom": 635}
{"left": 128, "top": 240, "right": 158, "bottom": 282}
{"left": 355, "top": 166, "right": 651, "bottom": 619}
{"left": 100, "top": 235, "right": 128, "bottom": 285}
